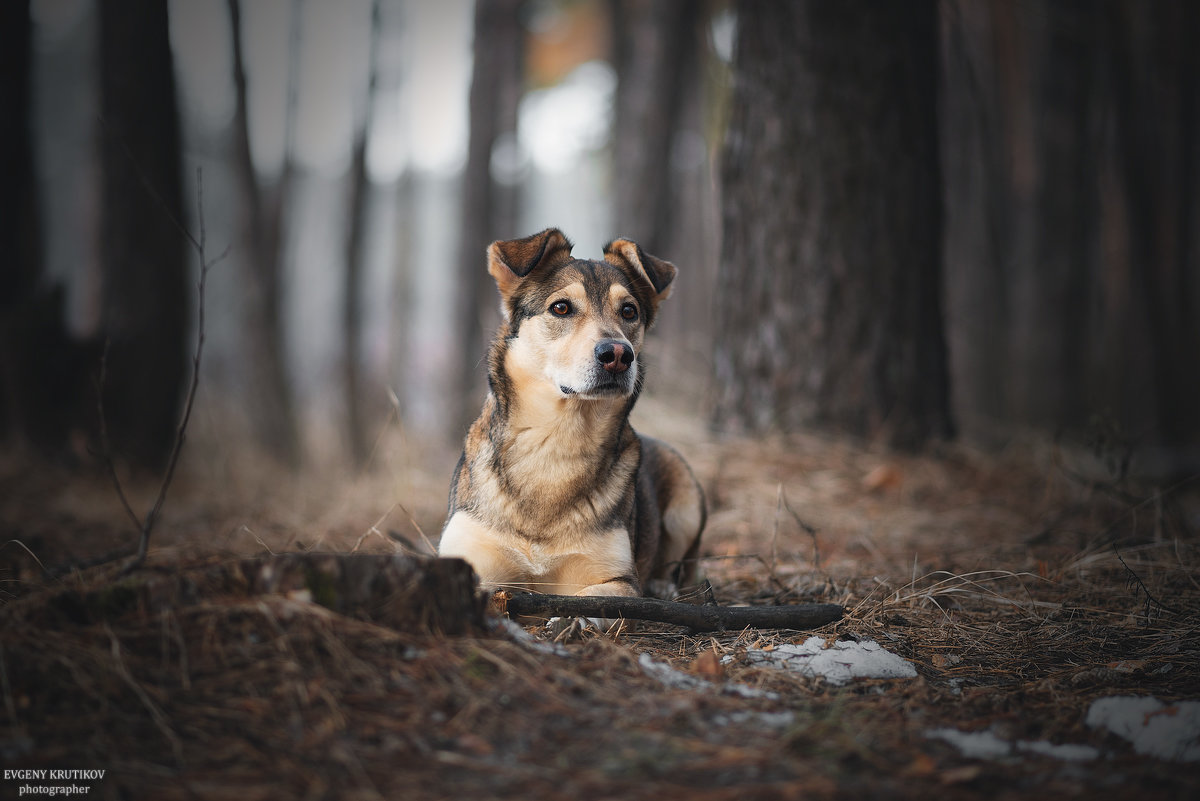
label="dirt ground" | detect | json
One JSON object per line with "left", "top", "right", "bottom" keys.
{"left": 2, "top": 394, "right": 1198, "bottom": 800}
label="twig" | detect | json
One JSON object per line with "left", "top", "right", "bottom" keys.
{"left": 351, "top": 503, "right": 400, "bottom": 553}
{"left": 780, "top": 488, "right": 821, "bottom": 569}
{"left": 1, "top": 539, "right": 50, "bottom": 577}
{"left": 95, "top": 339, "right": 144, "bottom": 535}
{"left": 396, "top": 500, "right": 438, "bottom": 555}
{"left": 105, "top": 623, "right": 184, "bottom": 764}
{"left": 87, "top": 167, "right": 226, "bottom": 578}
{"left": 1113, "top": 544, "right": 1182, "bottom": 619}
{"left": 498, "top": 592, "right": 844, "bottom": 633}
{"left": 120, "top": 167, "right": 224, "bottom": 575}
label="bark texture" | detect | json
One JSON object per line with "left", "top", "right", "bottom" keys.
{"left": 227, "top": 0, "right": 302, "bottom": 466}
{"left": 714, "top": 1, "right": 952, "bottom": 449}
{"left": 455, "top": 0, "right": 526, "bottom": 433}
{"left": 97, "top": 0, "right": 188, "bottom": 469}
{"left": 942, "top": 0, "right": 1200, "bottom": 470}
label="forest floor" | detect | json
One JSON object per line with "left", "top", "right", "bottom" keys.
{"left": 2, "top": 393, "right": 1199, "bottom": 800}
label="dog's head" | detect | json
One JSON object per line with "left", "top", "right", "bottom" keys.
{"left": 487, "top": 228, "right": 676, "bottom": 401}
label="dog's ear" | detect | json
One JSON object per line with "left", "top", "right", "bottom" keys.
{"left": 487, "top": 228, "right": 574, "bottom": 303}
{"left": 603, "top": 239, "right": 677, "bottom": 322}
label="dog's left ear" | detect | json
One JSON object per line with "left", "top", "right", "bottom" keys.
{"left": 603, "top": 239, "right": 677, "bottom": 322}
{"left": 488, "top": 228, "right": 574, "bottom": 306}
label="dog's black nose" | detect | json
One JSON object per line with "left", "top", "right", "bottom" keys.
{"left": 595, "top": 340, "right": 634, "bottom": 374}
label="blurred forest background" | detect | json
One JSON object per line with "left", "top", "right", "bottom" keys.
{"left": 2, "top": 0, "right": 1198, "bottom": 494}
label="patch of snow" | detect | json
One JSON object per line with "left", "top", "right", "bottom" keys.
{"left": 721, "top": 682, "right": 780, "bottom": 701}
{"left": 1086, "top": 695, "right": 1200, "bottom": 762}
{"left": 926, "top": 728, "right": 1100, "bottom": 762}
{"left": 490, "top": 617, "right": 569, "bottom": 656}
{"left": 728, "top": 637, "right": 918, "bottom": 686}
{"left": 638, "top": 652, "right": 710, "bottom": 691}
{"left": 636, "top": 653, "right": 781, "bottom": 700}
{"left": 1016, "top": 739, "right": 1100, "bottom": 762}
{"left": 711, "top": 710, "right": 796, "bottom": 729}
{"left": 926, "top": 727, "right": 1013, "bottom": 760}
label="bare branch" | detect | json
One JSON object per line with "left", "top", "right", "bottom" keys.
{"left": 781, "top": 489, "right": 821, "bottom": 569}
{"left": 498, "top": 592, "right": 844, "bottom": 633}
{"left": 95, "top": 338, "right": 144, "bottom": 536}
{"left": 120, "top": 167, "right": 223, "bottom": 575}
{"left": 99, "top": 115, "right": 203, "bottom": 255}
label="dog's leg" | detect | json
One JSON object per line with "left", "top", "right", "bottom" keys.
{"left": 640, "top": 438, "right": 706, "bottom": 592}
{"left": 658, "top": 482, "right": 705, "bottom": 589}
{"left": 438, "top": 512, "right": 528, "bottom": 591}
{"left": 568, "top": 573, "right": 637, "bottom": 635}
{"left": 554, "top": 529, "right": 639, "bottom": 597}
{"left": 575, "top": 578, "right": 639, "bottom": 597}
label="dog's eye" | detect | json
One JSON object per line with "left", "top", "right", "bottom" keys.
{"left": 620, "top": 303, "right": 639, "bottom": 321}
{"left": 550, "top": 300, "right": 572, "bottom": 316}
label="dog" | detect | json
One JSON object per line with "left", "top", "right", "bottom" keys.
{"left": 437, "top": 228, "right": 705, "bottom": 598}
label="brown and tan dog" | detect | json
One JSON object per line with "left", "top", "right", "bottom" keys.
{"left": 437, "top": 228, "right": 704, "bottom": 597}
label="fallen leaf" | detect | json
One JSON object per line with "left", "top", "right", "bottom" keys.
{"left": 455, "top": 733, "right": 494, "bottom": 756}
{"left": 691, "top": 649, "right": 725, "bottom": 679}
{"left": 904, "top": 753, "right": 938, "bottom": 777}
{"left": 932, "top": 653, "right": 962, "bottom": 668}
{"left": 863, "top": 464, "right": 903, "bottom": 492}
{"left": 940, "top": 765, "right": 983, "bottom": 784}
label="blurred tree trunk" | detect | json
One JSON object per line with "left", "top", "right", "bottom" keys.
{"left": 1010, "top": 1, "right": 1099, "bottom": 431}
{"left": 940, "top": 0, "right": 1030, "bottom": 442}
{"left": 1103, "top": 0, "right": 1200, "bottom": 461}
{"left": 342, "top": 0, "right": 383, "bottom": 467}
{"left": 455, "top": 0, "right": 525, "bottom": 434}
{"left": 2, "top": 0, "right": 97, "bottom": 460}
{"left": 0, "top": 0, "right": 45, "bottom": 446}
{"left": 942, "top": 0, "right": 1200, "bottom": 470}
{"left": 609, "top": 0, "right": 700, "bottom": 252}
{"left": 96, "top": 0, "right": 188, "bottom": 470}
{"left": 227, "top": 0, "right": 302, "bottom": 467}
{"left": 0, "top": 0, "right": 39, "bottom": 318}
{"left": 713, "top": 0, "right": 953, "bottom": 449}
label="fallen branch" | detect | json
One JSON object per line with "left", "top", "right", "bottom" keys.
{"left": 497, "top": 592, "right": 844, "bottom": 632}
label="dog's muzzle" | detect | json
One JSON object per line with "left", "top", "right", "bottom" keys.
{"left": 595, "top": 339, "right": 634, "bottom": 375}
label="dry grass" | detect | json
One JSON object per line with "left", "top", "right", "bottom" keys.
{"left": 2, "top": 403, "right": 1198, "bottom": 799}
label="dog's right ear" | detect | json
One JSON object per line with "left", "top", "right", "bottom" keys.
{"left": 487, "top": 228, "right": 574, "bottom": 306}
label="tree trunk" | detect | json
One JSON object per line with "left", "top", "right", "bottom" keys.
{"left": 227, "top": 0, "right": 302, "bottom": 467}
{"left": 342, "top": 0, "right": 383, "bottom": 467}
{"left": 28, "top": 554, "right": 487, "bottom": 636}
{"left": 0, "top": 0, "right": 39, "bottom": 318}
{"left": 940, "top": 0, "right": 1031, "bottom": 442}
{"left": 96, "top": 0, "right": 188, "bottom": 470}
{"left": 713, "top": 0, "right": 953, "bottom": 449}
{"left": 455, "top": 0, "right": 525, "bottom": 434}
{"left": 1009, "top": 1, "right": 1099, "bottom": 431}
{"left": 0, "top": 0, "right": 45, "bottom": 447}
{"left": 1103, "top": 0, "right": 1200, "bottom": 462}
{"left": 610, "top": 0, "right": 699, "bottom": 252}
{"left": 942, "top": 0, "right": 1200, "bottom": 471}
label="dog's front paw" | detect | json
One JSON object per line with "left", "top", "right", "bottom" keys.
{"left": 643, "top": 578, "right": 679, "bottom": 600}
{"left": 545, "top": 616, "right": 607, "bottom": 641}
{"left": 576, "top": 580, "right": 638, "bottom": 597}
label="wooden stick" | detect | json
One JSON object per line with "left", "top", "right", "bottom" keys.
{"left": 498, "top": 592, "right": 844, "bottom": 632}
